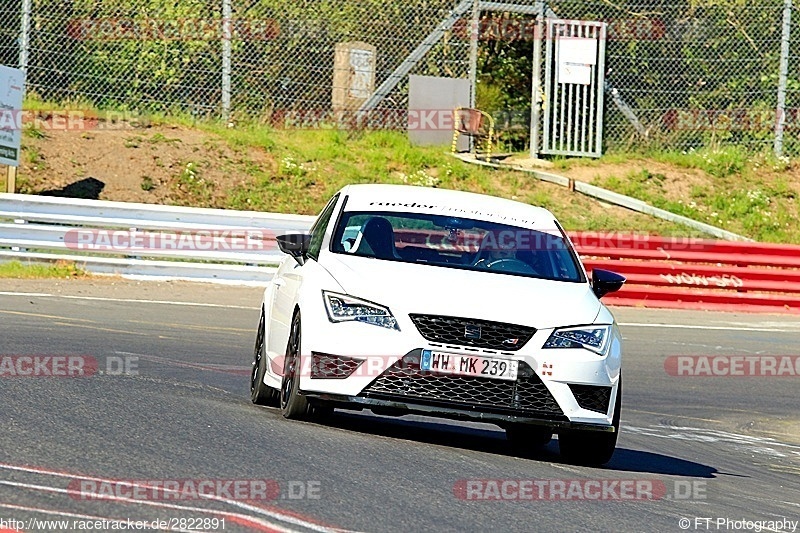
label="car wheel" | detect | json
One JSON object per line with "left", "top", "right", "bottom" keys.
{"left": 558, "top": 377, "right": 622, "bottom": 466}
{"left": 506, "top": 425, "right": 552, "bottom": 456}
{"left": 250, "top": 308, "right": 278, "bottom": 406}
{"left": 280, "top": 311, "right": 314, "bottom": 419}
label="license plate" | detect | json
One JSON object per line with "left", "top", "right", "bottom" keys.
{"left": 420, "top": 350, "right": 518, "bottom": 381}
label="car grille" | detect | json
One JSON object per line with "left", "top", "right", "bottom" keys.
{"left": 311, "top": 352, "right": 363, "bottom": 379}
{"left": 569, "top": 384, "right": 612, "bottom": 414}
{"left": 408, "top": 314, "right": 535, "bottom": 352}
{"left": 360, "top": 353, "right": 565, "bottom": 419}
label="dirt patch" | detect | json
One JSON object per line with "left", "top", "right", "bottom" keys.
{"left": 17, "top": 122, "right": 275, "bottom": 207}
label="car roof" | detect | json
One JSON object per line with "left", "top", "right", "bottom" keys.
{"left": 337, "top": 184, "right": 558, "bottom": 231}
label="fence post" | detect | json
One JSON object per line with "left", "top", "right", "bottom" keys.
{"left": 468, "top": 0, "right": 480, "bottom": 108}
{"left": 221, "top": 0, "right": 232, "bottom": 122}
{"left": 774, "top": 0, "right": 793, "bottom": 158}
{"left": 529, "top": 0, "right": 545, "bottom": 158}
{"left": 467, "top": 0, "right": 480, "bottom": 153}
{"left": 19, "top": 0, "right": 31, "bottom": 77}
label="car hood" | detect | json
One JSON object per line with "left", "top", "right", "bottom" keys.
{"left": 319, "top": 253, "right": 601, "bottom": 330}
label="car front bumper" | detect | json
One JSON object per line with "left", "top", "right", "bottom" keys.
{"left": 302, "top": 391, "right": 616, "bottom": 433}
{"left": 271, "top": 298, "right": 622, "bottom": 429}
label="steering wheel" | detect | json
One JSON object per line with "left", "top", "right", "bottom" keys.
{"left": 484, "top": 258, "right": 538, "bottom": 274}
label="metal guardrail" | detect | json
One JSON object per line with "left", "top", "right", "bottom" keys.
{"left": 2, "top": 194, "right": 797, "bottom": 314}
{"left": 573, "top": 233, "right": 800, "bottom": 315}
{"left": 0, "top": 193, "right": 315, "bottom": 284}
{"left": 0, "top": 193, "right": 315, "bottom": 231}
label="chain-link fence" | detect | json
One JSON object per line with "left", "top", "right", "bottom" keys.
{"left": 2, "top": 0, "right": 799, "bottom": 156}
{"left": 546, "top": 0, "right": 799, "bottom": 155}
{"left": 3, "top": 0, "right": 472, "bottom": 120}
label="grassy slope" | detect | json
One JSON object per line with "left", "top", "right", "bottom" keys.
{"left": 186, "top": 125, "right": 702, "bottom": 237}
{"left": 553, "top": 147, "right": 799, "bottom": 243}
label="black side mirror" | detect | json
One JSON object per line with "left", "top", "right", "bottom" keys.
{"left": 276, "top": 234, "right": 311, "bottom": 265}
{"left": 592, "top": 268, "right": 626, "bottom": 299}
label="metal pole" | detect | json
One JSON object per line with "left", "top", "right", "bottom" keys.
{"left": 468, "top": 0, "right": 480, "bottom": 109}
{"left": 19, "top": 0, "right": 31, "bottom": 76}
{"left": 467, "top": 0, "right": 480, "bottom": 153}
{"left": 222, "top": 0, "right": 232, "bottom": 122}
{"left": 774, "top": 0, "right": 792, "bottom": 158}
{"left": 529, "top": 1, "right": 544, "bottom": 158}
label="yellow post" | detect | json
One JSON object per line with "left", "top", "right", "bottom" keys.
{"left": 451, "top": 108, "right": 461, "bottom": 154}
{"left": 5, "top": 166, "right": 16, "bottom": 194}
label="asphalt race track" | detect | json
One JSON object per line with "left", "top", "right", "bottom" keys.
{"left": 1, "top": 278, "right": 799, "bottom": 533}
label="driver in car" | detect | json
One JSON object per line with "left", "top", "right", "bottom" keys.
{"left": 472, "top": 232, "right": 538, "bottom": 275}
{"left": 473, "top": 246, "right": 517, "bottom": 267}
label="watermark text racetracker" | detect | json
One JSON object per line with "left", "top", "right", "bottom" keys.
{"left": 678, "top": 517, "right": 798, "bottom": 532}
{"left": 64, "top": 228, "right": 275, "bottom": 252}
{"left": 665, "top": 356, "right": 800, "bottom": 377}
{"left": 0, "top": 355, "right": 138, "bottom": 377}
{"left": 67, "top": 17, "right": 280, "bottom": 41}
{"left": 450, "top": 16, "right": 692, "bottom": 42}
{"left": 453, "top": 478, "right": 707, "bottom": 501}
{"left": 63, "top": 228, "right": 713, "bottom": 254}
{"left": 0, "top": 108, "right": 100, "bottom": 132}
{"left": 0, "top": 108, "right": 154, "bottom": 132}
{"left": 70, "top": 478, "right": 321, "bottom": 501}
{"left": 389, "top": 228, "right": 713, "bottom": 253}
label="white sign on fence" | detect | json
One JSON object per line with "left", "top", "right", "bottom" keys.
{"left": 557, "top": 38, "right": 597, "bottom": 86}
{"left": 0, "top": 64, "right": 25, "bottom": 167}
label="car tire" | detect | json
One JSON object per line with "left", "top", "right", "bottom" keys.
{"left": 251, "top": 308, "right": 278, "bottom": 406}
{"left": 280, "top": 311, "right": 310, "bottom": 418}
{"left": 558, "top": 377, "right": 622, "bottom": 466}
{"left": 506, "top": 425, "right": 552, "bottom": 456}
{"left": 279, "top": 312, "right": 335, "bottom": 421}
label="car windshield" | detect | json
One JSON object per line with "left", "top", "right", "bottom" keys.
{"left": 330, "top": 211, "right": 584, "bottom": 282}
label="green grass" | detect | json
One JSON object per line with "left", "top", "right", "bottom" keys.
{"left": 205, "top": 126, "right": 504, "bottom": 214}
{"left": 593, "top": 167, "right": 798, "bottom": 243}
{"left": 23, "top": 145, "right": 46, "bottom": 169}
{"left": 0, "top": 260, "right": 87, "bottom": 279}
{"left": 651, "top": 146, "right": 749, "bottom": 178}
{"left": 187, "top": 125, "right": 777, "bottom": 239}
{"left": 552, "top": 145, "right": 800, "bottom": 242}
{"left": 203, "top": 127, "right": 705, "bottom": 237}
{"left": 173, "top": 161, "right": 214, "bottom": 204}
{"left": 556, "top": 145, "right": 791, "bottom": 179}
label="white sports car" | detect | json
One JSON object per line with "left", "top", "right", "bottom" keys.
{"left": 251, "top": 184, "right": 625, "bottom": 465}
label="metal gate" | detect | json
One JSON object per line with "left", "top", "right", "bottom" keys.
{"left": 541, "top": 19, "right": 606, "bottom": 157}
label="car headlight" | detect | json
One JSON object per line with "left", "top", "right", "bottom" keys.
{"left": 543, "top": 325, "right": 610, "bottom": 354}
{"left": 322, "top": 291, "right": 399, "bottom": 330}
